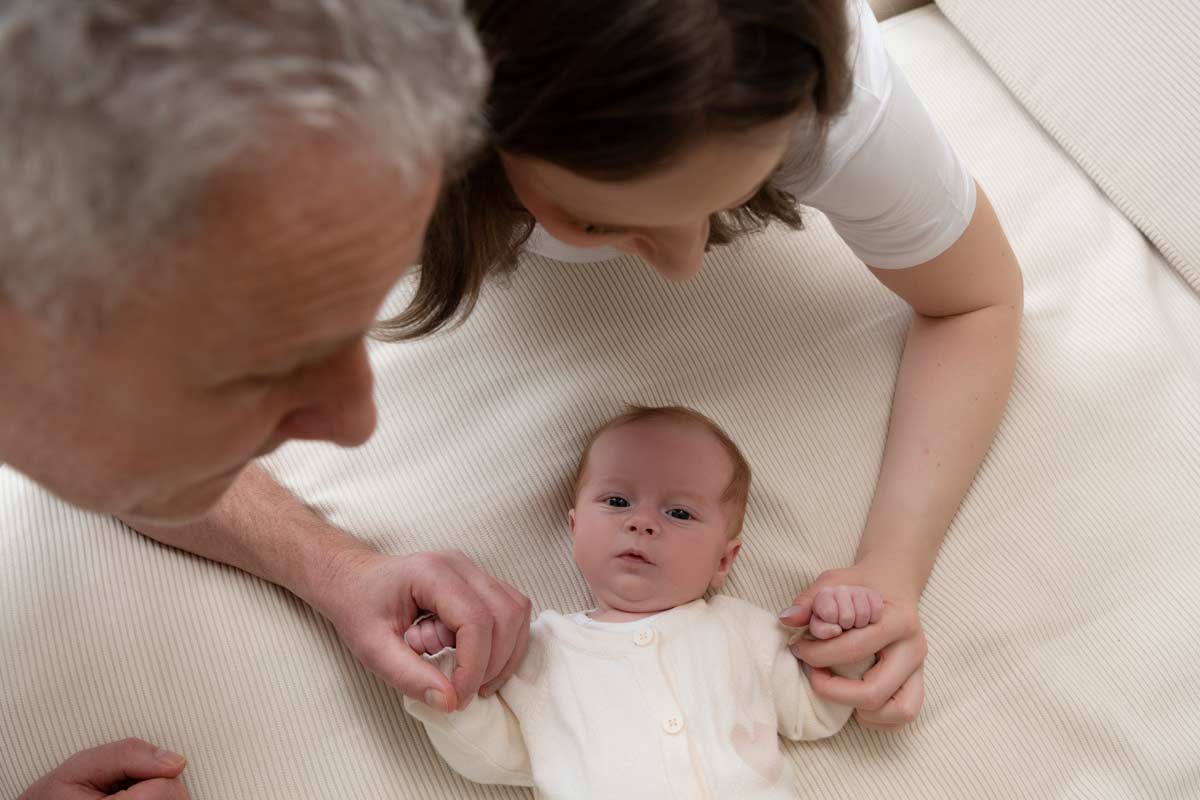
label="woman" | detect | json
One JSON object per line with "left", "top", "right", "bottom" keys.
{"left": 387, "top": 0, "right": 1023, "bottom": 730}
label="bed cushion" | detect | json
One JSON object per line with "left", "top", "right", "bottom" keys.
{"left": 936, "top": 0, "right": 1200, "bottom": 291}
{"left": 3, "top": 6, "right": 1199, "bottom": 799}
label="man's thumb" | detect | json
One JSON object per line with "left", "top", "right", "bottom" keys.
{"left": 370, "top": 637, "right": 458, "bottom": 712}
{"left": 62, "top": 738, "right": 186, "bottom": 786}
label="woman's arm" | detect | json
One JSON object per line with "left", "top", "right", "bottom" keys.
{"left": 783, "top": 182, "right": 1022, "bottom": 728}
{"left": 864, "top": 181, "right": 1022, "bottom": 593}
{"left": 127, "top": 463, "right": 532, "bottom": 709}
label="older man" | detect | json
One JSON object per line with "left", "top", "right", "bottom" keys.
{"left": 2, "top": 2, "right": 529, "bottom": 798}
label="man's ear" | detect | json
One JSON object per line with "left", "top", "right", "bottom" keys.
{"left": 568, "top": 509, "right": 576, "bottom": 537}
{"left": 709, "top": 538, "right": 742, "bottom": 590}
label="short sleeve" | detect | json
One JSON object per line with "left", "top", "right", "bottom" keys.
{"left": 784, "top": 0, "right": 977, "bottom": 269}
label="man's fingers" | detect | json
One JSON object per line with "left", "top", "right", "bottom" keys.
{"left": 856, "top": 668, "right": 925, "bottom": 729}
{"left": 434, "top": 619, "right": 456, "bottom": 650}
{"left": 361, "top": 632, "right": 457, "bottom": 711}
{"left": 407, "top": 563, "right": 493, "bottom": 709}
{"left": 480, "top": 605, "right": 531, "bottom": 697}
{"left": 460, "top": 576, "right": 527, "bottom": 688}
{"left": 60, "top": 739, "right": 187, "bottom": 788}
{"left": 109, "top": 777, "right": 190, "bottom": 799}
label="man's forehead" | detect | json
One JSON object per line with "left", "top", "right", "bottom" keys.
{"left": 160, "top": 135, "right": 437, "bottom": 380}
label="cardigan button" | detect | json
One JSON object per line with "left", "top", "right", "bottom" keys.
{"left": 634, "top": 628, "right": 655, "bottom": 646}
{"left": 662, "top": 715, "right": 684, "bottom": 734}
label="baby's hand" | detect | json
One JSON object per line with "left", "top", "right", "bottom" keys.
{"left": 808, "top": 585, "right": 883, "bottom": 640}
{"left": 405, "top": 614, "right": 457, "bottom": 656}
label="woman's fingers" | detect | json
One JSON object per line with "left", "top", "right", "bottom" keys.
{"left": 791, "top": 601, "right": 920, "bottom": 668}
{"left": 856, "top": 667, "right": 926, "bottom": 729}
{"left": 792, "top": 618, "right": 892, "bottom": 667}
{"left": 806, "top": 634, "right": 927, "bottom": 712}
{"left": 868, "top": 590, "right": 884, "bottom": 625}
{"left": 808, "top": 619, "right": 843, "bottom": 639}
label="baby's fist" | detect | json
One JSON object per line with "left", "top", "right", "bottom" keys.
{"left": 808, "top": 585, "right": 883, "bottom": 640}
{"left": 404, "top": 614, "right": 457, "bottom": 655}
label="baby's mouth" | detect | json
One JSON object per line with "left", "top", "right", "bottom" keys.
{"left": 617, "top": 549, "right": 653, "bottom": 565}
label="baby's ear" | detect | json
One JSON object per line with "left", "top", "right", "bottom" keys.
{"left": 568, "top": 509, "right": 576, "bottom": 537}
{"left": 709, "top": 538, "right": 742, "bottom": 590}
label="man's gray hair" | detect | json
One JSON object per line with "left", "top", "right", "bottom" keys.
{"left": 0, "top": 0, "right": 488, "bottom": 325}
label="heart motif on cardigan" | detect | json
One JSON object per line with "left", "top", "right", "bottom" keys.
{"left": 731, "top": 721, "right": 785, "bottom": 784}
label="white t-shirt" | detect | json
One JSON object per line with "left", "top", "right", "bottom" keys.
{"left": 524, "top": 0, "right": 976, "bottom": 270}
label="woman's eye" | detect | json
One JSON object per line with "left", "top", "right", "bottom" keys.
{"left": 605, "top": 497, "right": 630, "bottom": 508}
{"left": 580, "top": 222, "right": 626, "bottom": 236}
{"left": 666, "top": 509, "right": 692, "bottom": 521}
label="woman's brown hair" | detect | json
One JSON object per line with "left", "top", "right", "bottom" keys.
{"left": 378, "top": 0, "right": 853, "bottom": 341}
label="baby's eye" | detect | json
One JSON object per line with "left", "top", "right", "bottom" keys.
{"left": 666, "top": 508, "right": 692, "bottom": 521}
{"left": 605, "top": 496, "right": 630, "bottom": 508}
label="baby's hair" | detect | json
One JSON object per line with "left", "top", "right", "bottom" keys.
{"left": 573, "top": 405, "right": 752, "bottom": 538}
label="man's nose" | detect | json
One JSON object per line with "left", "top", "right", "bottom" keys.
{"left": 274, "top": 340, "right": 378, "bottom": 447}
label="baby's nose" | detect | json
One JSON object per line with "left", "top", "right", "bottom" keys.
{"left": 627, "top": 520, "right": 657, "bottom": 535}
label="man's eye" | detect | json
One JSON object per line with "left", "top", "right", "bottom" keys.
{"left": 605, "top": 497, "right": 630, "bottom": 508}
{"left": 666, "top": 509, "right": 692, "bottom": 521}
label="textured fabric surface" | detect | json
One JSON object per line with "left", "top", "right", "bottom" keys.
{"left": 3, "top": 6, "right": 1200, "bottom": 799}
{"left": 870, "top": 0, "right": 929, "bottom": 21}
{"left": 936, "top": 0, "right": 1200, "bottom": 292}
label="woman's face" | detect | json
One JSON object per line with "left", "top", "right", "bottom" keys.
{"left": 500, "top": 118, "right": 795, "bottom": 281}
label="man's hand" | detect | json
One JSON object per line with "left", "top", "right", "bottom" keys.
{"left": 781, "top": 566, "right": 928, "bottom": 731}
{"left": 18, "top": 738, "right": 189, "bottom": 799}
{"left": 314, "top": 548, "right": 531, "bottom": 713}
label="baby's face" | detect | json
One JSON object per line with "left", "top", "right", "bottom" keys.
{"left": 570, "top": 419, "right": 741, "bottom": 616}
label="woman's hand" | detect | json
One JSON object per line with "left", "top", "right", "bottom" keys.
{"left": 780, "top": 565, "right": 928, "bottom": 731}
{"left": 313, "top": 548, "right": 531, "bottom": 713}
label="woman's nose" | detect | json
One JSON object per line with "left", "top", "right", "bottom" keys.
{"left": 618, "top": 218, "right": 710, "bottom": 281}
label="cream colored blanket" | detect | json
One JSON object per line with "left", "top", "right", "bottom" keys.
{"left": 936, "top": 0, "right": 1200, "bottom": 292}
{"left": 3, "top": 7, "right": 1199, "bottom": 799}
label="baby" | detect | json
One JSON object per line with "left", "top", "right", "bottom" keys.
{"left": 404, "top": 405, "right": 881, "bottom": 799}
